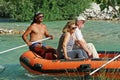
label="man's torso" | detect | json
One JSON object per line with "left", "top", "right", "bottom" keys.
{"left": 30, "top": 23, "right": 46, "bottom": 42}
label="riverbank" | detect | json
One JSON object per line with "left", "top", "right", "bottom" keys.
{"left": 0, "top": 28, "right": 25, "bottom": 34}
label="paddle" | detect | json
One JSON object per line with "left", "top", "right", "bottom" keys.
{"left": 89, "top": 53, "right": 120, "bottom": 76}
{"left": 0, "top": 37, "right": 51, "bottom": 54}
{"left": 84, "top": 53, "right": 120, "bottom": 79}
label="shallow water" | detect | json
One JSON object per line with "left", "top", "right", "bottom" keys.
{"left": 0, "top": 20, "right": 120, "bottom": 80}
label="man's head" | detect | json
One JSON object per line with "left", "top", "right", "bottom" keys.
{"left": 75, "top": 16, "right": 86, "bottom": 28}
{"left": 31, "top": 12, "right": 44, "bottom": 25}
{"left": 35, "top": 12, "right": 44, "bottom": 23}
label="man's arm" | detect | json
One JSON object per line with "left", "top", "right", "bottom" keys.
{"left": 74, "top": 28, "right": 92, "bottom": 57}
{"left": 22, "top": 26, "right": 32, "bottom": 46}
{"left": 76, "top": 39, "right": 92, "bottom": 57}
{"left": 44, "top": 25, "right": 53, "bottom": 39}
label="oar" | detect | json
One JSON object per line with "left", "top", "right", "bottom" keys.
{"left": 89, "top": 53, "right": 120, "bottom": 76}
{"left": 0, "top": 37, "right": 51, "bottom": 54}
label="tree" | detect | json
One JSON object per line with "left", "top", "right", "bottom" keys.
{"left": 0, "top": 0, "right": 11, "bottom": 17}
{"left": 9, "top": 0, "right": 34, "bottom": 21}
{"left": 0, "top": 0, "right": 93, "bottom": 21}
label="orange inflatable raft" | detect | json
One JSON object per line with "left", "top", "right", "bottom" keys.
{"left": 20, "top": 50, "right": 120, "bottom": 75}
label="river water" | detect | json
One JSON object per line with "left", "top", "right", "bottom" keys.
{"left": 0, "top": 20, "right": 120, "bottom": 80}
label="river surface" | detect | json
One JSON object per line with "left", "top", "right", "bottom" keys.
{"left": 0, "top": 20, "right": 120, "bottom": 80}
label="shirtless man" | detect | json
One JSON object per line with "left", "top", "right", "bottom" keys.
{"left": 22, "top": 12, "right": 53, "bottom": 54}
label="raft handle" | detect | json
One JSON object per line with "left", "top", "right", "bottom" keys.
{"left": 34, "top": 63, "right": 42, "bottom": 72}
{"left": 77, "top": 64, "right": 91, "bottom": 72}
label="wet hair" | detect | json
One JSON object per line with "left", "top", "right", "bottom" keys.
{"left": 31, "top": 12, "right": 44, "bottom": 25}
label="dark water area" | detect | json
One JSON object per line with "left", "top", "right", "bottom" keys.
{"left": 0, "top": 20, "right": 120, "bottom": 80}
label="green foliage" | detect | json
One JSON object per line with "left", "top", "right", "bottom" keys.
{"left": 9, "top": 0, "right": 34, "bottom": 21}
{"left": 40, "top": 0, "right": 92, "bottom": 21}
{"left": 0, "top": 0, "right": 92, "bottom": 21}
{"left": 0, "top": 0, "right": 11, "bottom": 17}
{"left": 1, "top": 0, "right": 120, "bottom": 21}
{"left": 92, "top": 0, "right": 120, "bottom": 18}
{"left": 100, "top": 2, "right": 108, "bottom": 11}
{"left": 93, "top": 0, "right": 120, "bottom": 11}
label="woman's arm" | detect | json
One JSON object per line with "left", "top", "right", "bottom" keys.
{"left": 62, "top": 32, "right": 71, "bottom": 60}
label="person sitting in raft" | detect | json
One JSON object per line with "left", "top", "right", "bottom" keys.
{"left": 22, "top": 12, "right": 57, "bottom": 59}
{"left": 73, "top": 15, "right": 99, "bottom": 58}
{"left": 57, "top": 21, "right": 88, "bottom": 60}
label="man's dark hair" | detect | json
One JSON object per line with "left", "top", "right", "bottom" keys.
{"left": 31, "top": 12, "right": 44, "bottom": 25}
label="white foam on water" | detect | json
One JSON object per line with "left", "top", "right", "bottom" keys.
{"left": 0, "top": 65, "right": 5, "bottom": 73}
{"left": 24, "top": 72, "right": 49, "bottom": 78}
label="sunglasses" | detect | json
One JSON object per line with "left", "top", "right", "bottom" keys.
{"left": 71, "top": 27, "right": 77, "bottom": 30}
{"left": 37, "top": 16, "right": 44, "bottom": 18}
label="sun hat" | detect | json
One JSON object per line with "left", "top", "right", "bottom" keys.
{"left": 76, "top": 16, "right": 86, "bottom": 21}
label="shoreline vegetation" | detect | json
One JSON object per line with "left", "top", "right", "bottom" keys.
{"left": 0, "top": 1, "right": 120, "bottom": 21}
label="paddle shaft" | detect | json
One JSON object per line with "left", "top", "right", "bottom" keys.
{"left": 0, "top": 37, "right": 50, "bottom": 54}
{"left": 89, "top": 54, "right": 120, "bottom": 75}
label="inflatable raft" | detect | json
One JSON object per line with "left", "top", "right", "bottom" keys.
{"left": 20, "top": 50, "right": 120, "bottom": 75}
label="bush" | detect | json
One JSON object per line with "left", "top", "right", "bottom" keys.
{"left": 9, "top": 0, "right": 34, "bottom": 21}
{"left": 0, "top": 0, "right": 92, "bottom": 21}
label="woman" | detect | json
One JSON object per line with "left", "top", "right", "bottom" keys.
{"left": 57, "top": 21, "right": 88, "bottom": 60}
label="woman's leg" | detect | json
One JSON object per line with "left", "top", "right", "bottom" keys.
{"left": 81, "top": 49, "right": 89, "bottom": 58}
{"left": 67, "top": 51, "right": 77, "bottom": 59}
{"left": 75, "top": 49, "right": 88, "bottom": 58}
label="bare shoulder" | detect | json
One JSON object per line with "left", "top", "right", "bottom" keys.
{"left": 28, "top": 23, "right": 40, "bottom": 30}
{"left": 63, "top": 32, "right": 70, "bottom": 42}
{"left": 65, "top": 32, "right": 70, "bottom": 35}
{"left": 64, "top": 32, "right": 70, "bottom": 37}
{"left": 27, "top": 24, "right": 35, "bottom": 29}
{"left": 41, "top": 23, "right": 47, "bottom": 28}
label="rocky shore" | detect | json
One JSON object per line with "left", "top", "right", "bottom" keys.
{"left": 80, "top": 2, "right": 120, "bottom": 20}
{"left": 0, "top": 28, "right": 25, "bottom": 35}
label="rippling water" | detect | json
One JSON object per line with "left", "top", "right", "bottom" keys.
{"left": 0, "top": 20, "right": 120, "bottom": 80}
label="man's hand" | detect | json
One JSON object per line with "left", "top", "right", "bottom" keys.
{"left": 88, "top": 52, "right": 92, "bottom": 58}
{"left": 27, "top": 42, "right": 32, "bottom": 46}
{"left": 49, "top": 35, "right": 54, "bottom": 39}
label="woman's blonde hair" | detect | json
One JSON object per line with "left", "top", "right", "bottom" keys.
{"left": 62, "top": 21, "right": 75, "bottom": 33}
